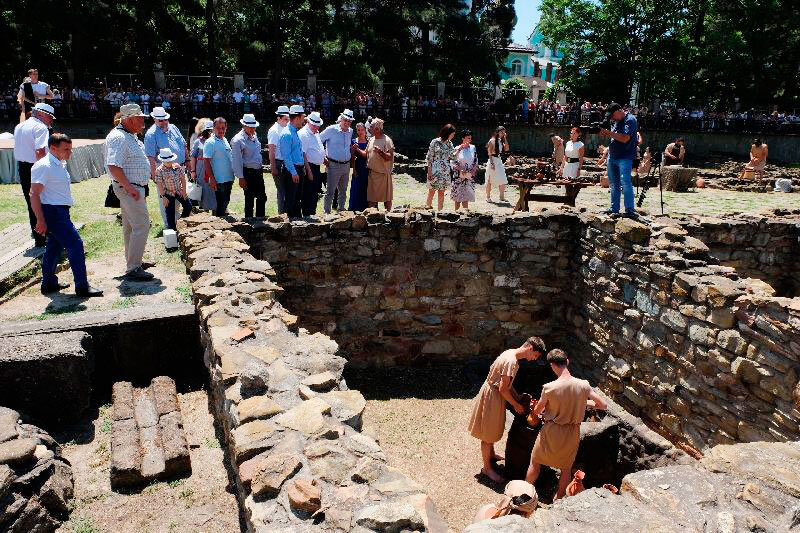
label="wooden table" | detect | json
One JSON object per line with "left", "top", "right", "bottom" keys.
{"left": 512, "top": 177, "right": 594, "bottom": 211}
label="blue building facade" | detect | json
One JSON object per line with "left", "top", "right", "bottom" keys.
{"left": 501, "top": 29, "right": 564, "bottom": 102}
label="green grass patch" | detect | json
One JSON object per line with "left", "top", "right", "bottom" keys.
{"left": 98, "top": 403, "right": 112, "bottom": 434}
{"left": 175, "top": 283, "right": 192, "bottom": 303}
{"left": 24, "top": 303, "right": 86, "bottom": 321}
{"left": 112, "top": 296, "right": 137, "bottom": 309}
{"left": 67, "top": 516, "right": 101, "bottom": 533}
{"left": 203, "top": 437, "right": 221, "bottom": 449}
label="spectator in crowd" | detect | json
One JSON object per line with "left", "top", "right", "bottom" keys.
{"left": 298, "top": 111, "right": 325, "bottom": 216}
{"left": 144, "top": 106, "right": 188, "bottom": 226}
{"left": 662, "top": 137, "right": 685, "bottom": 166}
{"left": 349, "top": 122, "right": 370, "bottom": 211}
{"left": 153, "top": 148, "right": 192, "bottom": 231}
{"left": 106, "top": 103, "right": 154, "bottom": 281}
{"left": 740, "top": 138, "right": 769, "bottom": 180}
{"left": 203, "top": 117, "right": 235, "bottom": 216}
{"left": 486, "top": 126, "right": 509, "bottom": 203}
{"left": 190, "top": 119, "right": 215, "bottom": 211}
{"left": 278, "top": 105, "right": 310, "bottom": 218}
{"left": 599, "top": 102, "right": 638, "bottom": 219}
{"left": 549, "top": 133, "right": 565, "bottom": 167}
{"left": 451, "top": 129, "right": 478, "bottom": 210}
{"left": 268, "top": 105, "right": 290, "bottom": 213}
{"left": 231, "top": 113, "right": 265, "bottom": 218}
{"left": 17, "top": 69, "right": 54, "bottom": 121}
{"left": 320, "top": 108, "right": 355, "bottom": 213}
{"left": 425, "top": 124, "right": 456, "bottom": 211}
{"left": 366, "top": 118, "right": 395, "bottom": 210}
{"left": 560, "top": 127, "right": 585, "bottom": 179}
{"left": 30, "top": 133, "right": 102, "bottom": 297}
{"left": 13, "top": 102, "right": 54, "bottom": 247}
{"left": 525, "top": 349, "right": 607, "bottom": 500}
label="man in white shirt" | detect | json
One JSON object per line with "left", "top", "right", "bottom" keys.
{"left": 268, "top": 105, "right": 290, "bottom": 213}
{"left": 17, "top": 68, "right": 54, "bottom": 118}
{"left": 14, "top": 102, "right": 54, "bottom": 247}
{"left": 29, "top": 133, "right": 102, "bottom": 297}
{"left": 298, "top": 111, "right": 325, "bottom": 216}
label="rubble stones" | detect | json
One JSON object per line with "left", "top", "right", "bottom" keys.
{"left": 287, "top": 479, "right": 322, "bottom": 513}
{"left": 110, "top": 377, "right": 190, "bottom": 489}
{"left": 0, "top": 409, "right": 73, "bottom": 533}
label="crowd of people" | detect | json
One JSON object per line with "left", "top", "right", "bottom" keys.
{"left": 7, "top": 70, "right": 800, "bottom": 133}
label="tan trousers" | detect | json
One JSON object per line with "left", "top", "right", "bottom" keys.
{"left": 112, "top": 181, "right": 150, "bottom": 273}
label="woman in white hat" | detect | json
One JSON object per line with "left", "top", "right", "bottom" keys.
{"left": 153, "top": 147, "right": 192, "bottom": 231}
{"left": 190, "top": 120, "right": 216, "bottom": 211}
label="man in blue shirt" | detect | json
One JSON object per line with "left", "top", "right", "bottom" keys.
{"left": 278, "top": 105, "right": 311, "bottom": 218}
{"left": 599, "top": 103, "right": 639, "bottom": 219}
{"left": 318, "top": 108, "right": 355, "bottom": 213}
{"left": 144, "top": 106, "right": 187, "bottom": 226}
{"left": 203, "top": 117, "right": 235, "bottom": 216}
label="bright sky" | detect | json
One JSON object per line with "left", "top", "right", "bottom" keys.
{"left": 512, "top": 0, "right": 541, "bottom": 44}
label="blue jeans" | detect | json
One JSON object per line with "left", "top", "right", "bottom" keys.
{"left": 41, "top": 204, "right": 88, "bottom": 291}
{"left": 607, "top": 157, "right": 635, "bottom": 213}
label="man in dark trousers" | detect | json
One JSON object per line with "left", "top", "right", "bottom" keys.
{"left": 13, "top": 102, "right": 55, "bottom": 247}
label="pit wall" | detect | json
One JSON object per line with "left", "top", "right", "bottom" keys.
{"left": 678, "top": 213, "right": 800, "bottom": 297}
{"left": 567, "top": 215, "right": 800, "bottom": 451}
{"left": 177, "top": 214, "right": 447, "bottom": 533}
{"left": 239, "top": 209, "right": 578, "bottom": 367}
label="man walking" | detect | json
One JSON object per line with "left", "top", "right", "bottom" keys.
{"left": 106, "top": 103, "right": 154, "bottom": 281}
{"left": 203, "top": 117, "right": 235, "bottom": 216}
{"left": 144, "top": 106, "right": 188, "bottom": 227}
{"left": 232, "top": 113, "right": 265, "bottom": 218}
{"left": 30, "top": 133, "right": 102, "bottom": 297}
{"left": 278, "top": 105, "right": 310, "bottom": 218}
{"left": 599, "top": 102, "right": 639, "bottom": 219}
{"left": 268, "top": 105, "right": 290, "bottom": 213}
{"left": 319, "top": 108, "right": 355, "bottom": 213}
{"left": 298, "top": 111, "right": 325, "bottom": 216}
{"left": 13, "top": 102, "right": 54, "bottom": 247}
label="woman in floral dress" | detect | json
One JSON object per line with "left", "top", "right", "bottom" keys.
{"left": 451, "top": 129, "right": 478, "bottom": 210}
{"left": 425, "top": 124, "right": 456, "bottom": 210}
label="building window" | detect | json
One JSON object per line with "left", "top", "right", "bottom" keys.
{"left": 511, "top": 59, "right": 523, "bottom": 76}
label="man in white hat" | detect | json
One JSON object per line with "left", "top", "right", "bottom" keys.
{"left": 278, "top": 104, "right": 311, "bottom": 218}
{"left": 318, "top": 108, "right": 355, "bottom": 213}
{"left": 298, "top": 111, "right": 325, "bottom": 216}
{"left": 231, "top": 113, "right": 265, "bottom": 218}
{"left": 13, "top": 102, "right": 56, "bottom": 247}
{"left": 144, "top": 107, "right": 188, "bottom": 226}
{"left": 268, "top": 105, "right": 290, "bottom": 213}
{"left": 106, "top": 103, "right": 154, "bottom": 281}
{"left": 29, "top": 133, "right": 103, "bottom": 297}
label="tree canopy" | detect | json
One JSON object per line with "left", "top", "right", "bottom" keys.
{"left": 2, "top": 0, "right": 516, "bottom": 88}
{"left": 537, "top": 0, "right": 800, "bottom": 108}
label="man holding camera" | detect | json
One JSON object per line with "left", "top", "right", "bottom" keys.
{"left": 599, "top": 103, "right": 638, "bottom": 219}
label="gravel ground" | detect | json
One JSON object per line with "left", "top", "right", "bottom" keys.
{"left": 55, "top": 389, "right": 242, "bottom": 533}
{"left": 347, "top": 365, "right": 517, "bottom": 532}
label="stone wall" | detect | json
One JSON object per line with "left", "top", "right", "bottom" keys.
{"left": 240, "top": 209, "right": 578, "bottom": 367}
{"left": 178, "top": 214, "right": 447, "bottom": 533}
{"left": 678, "top": 212, "right": 800, "bottom": 297}
{"left": 568, "top": 215, "right": 800, "bottom": 451}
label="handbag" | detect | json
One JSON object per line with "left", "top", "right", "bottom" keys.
{"left": 186, "top": 179, "right": 202, "bottom": 201}
{"left": 104, "top": 183, "right": 120, "bottom": 208}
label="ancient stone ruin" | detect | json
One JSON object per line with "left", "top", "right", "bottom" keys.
{"left": 173, "top": 205, "right": 799, "bottom": 531}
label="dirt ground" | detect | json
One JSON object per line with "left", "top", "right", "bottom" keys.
{"left": 347, "top": 365, "right": 517, "bottom": 533}
{"left": 55, "top": 390, "right": 242, "bottom": 533}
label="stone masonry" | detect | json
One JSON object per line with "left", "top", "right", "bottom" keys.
{"left": 178, "top": 213, "right": 447, "bottom": 532}
{"left": 239, "top": 208, "right": 578, "bottom": 367}
{"left": 110, "top": 377, "right": 191, "bottom": 489}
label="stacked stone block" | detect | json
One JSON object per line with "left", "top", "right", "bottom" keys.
{"left": 110, "top": 377, "right": 191, "bottom": 489}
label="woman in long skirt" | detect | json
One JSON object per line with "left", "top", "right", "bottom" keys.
{"left": 451, "top": 129, "right": 478, "bottom": 210}
{"left": 485, "top": 126, "right": 509, "bottom": 202}
{"left": 190, "top": 119, "right": 216, "bottom": 211}
{"left": 349, "top": 123, "right": 370, "bottom": 211}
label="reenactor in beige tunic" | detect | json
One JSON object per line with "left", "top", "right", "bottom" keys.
{"left": 468, "top": 337, "right": 546, "bottom": 483}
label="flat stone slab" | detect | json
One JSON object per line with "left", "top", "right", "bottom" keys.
{"left": 0, "top": 331, "right": 91, "bottom": 424}
{"left": 110, "top": 377, "right": 191, "bottom": 490}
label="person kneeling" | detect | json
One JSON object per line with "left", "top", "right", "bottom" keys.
{"left": 525, "top": 349, "right": 607, "bottom": 500}
{"left": 30, "top": 133, "right": 102, "bottom": 297}
{"left": 473, "top": 480, "right": 537, "bottom": 523}
{"left": 154, "top": 148, "right": 192, "bottom": 231}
